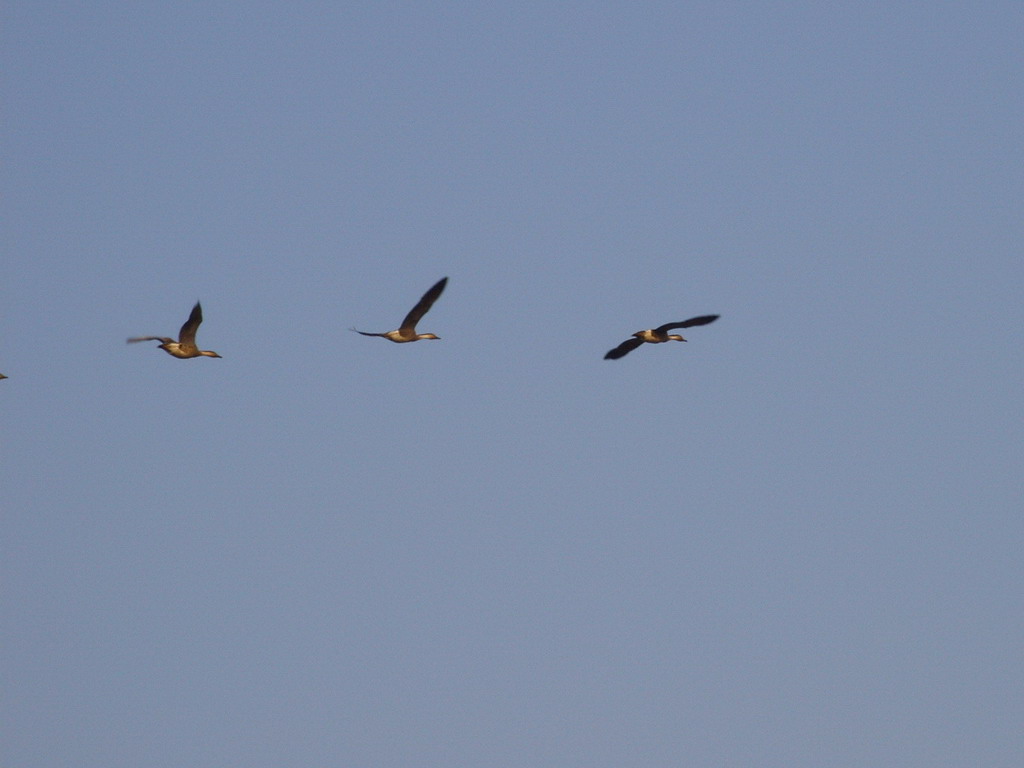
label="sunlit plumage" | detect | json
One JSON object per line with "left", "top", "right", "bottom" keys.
{"left": 127, "top": 301, "right": 222, "bottom": 359}
{"left": 604, "top": 315, "right": 719, "bottom": 360}
{"left": 352, "top": 277, "right": 448, "bottom": 343}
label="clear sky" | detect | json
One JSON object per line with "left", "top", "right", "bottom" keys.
{"left": 3, "top": 3, "right": 1022, "bottom": 766}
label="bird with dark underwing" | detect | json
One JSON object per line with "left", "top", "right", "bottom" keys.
{"left": 127, "top": 301, "right": 222, "bottom": 359}
{"left": 604, "top": 315, "right": 719, "bottom": 360}
{"left": 352, "top": 277, "right": 448, "bottom": 343}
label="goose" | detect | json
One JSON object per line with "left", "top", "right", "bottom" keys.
{"left": 352, "top": 277, "right": 448, "bottom": 342}
{"left": 604, "top": 315, "right": 719, "bottom": 360}
{"left": 127, "top": 301, "right": 222, "bottom": 359}
{"left": 0, "top": 373, "right": 6, "bottom": 380}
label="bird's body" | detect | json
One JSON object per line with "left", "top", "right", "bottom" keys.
{"left": 127, "top": 301, "right": 222, "bottom": 359}
{"left": 356, "top": 328, "right": 439, "bottom": 343}
{"left": 634, "top": 328, "right": 688, "bottom": 343}
{"left": 604, "top": 315, "right": 719, "bottom": 360}
{"left": 150, "top": 340, "right": 221, "bottom": 359}
{"left": 353, "top": 277, "right": 447, "bottom": 343}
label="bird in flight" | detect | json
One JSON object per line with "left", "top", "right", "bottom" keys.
{"left": 604, "top": 315, "right": 719, "bottom": 360}
{"left": 127, "top": 301, "right": 222, "bottom": 359}
{"left": 352, "top": 277, "right": 448, "bottom": 343}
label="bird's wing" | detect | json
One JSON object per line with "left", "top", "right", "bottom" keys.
{"left": 178, "top": 302, "right": 204, "bottom": 344}
{"left": 351, "top": 328, "right": 387, "bottom": 337}
{"left": 655, "top": 315, "right": 719, "bottom": 333}
{"left": 400, "top": 277, "right": 447, "bottom": 331}
{"left": 126, "top": 336, "right": 174, "bottom": 344}
{"left": 604, "top": 337, "right": 645, "bottom": 360}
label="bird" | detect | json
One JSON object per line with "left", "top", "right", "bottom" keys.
{"left": 0, "top": 373, "right": 6, "bottom": 380}
{"left": 604, "top": 315, "right": 719, "bottom": 360}
{"left": 127, "top": 301, "right": 222, "bottom": 359}
{"left": 352, "top": 277, "right": 448, "bottom": 342}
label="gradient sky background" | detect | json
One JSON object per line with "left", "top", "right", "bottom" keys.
{"left": 3, "top": 3, "right": 1022, "bottom": 766}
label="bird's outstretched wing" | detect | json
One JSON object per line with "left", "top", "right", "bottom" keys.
{"left": 127, "top": 336, "right": 174, "bottom": 344}
{"left": 655, "top": 315, "right": 719, "bottom": 333}
{"left": 178, "top": 302, "right": 204, "bottom": 344}
{"left": 604, "top": 337, "right": 645, "bottom": 360}
{"left": 350, "top": 328, "right": 387, "bottom": 337}
{"left": 400, "top": 277, "right": 447, "bottom": 331}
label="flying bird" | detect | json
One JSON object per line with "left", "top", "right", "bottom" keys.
{"left": 604, "top": 315, "right": 719, "bottom": 360}
{"left": 127, "top": 301, "right": 222, "bottom": 359}
{"left": 0, "top": 373, "right": 7, "bottom": 380}
{"left": 352, "top": 277, "right": 448, "bottom": 342}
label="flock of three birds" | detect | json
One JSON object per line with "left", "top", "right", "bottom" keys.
{"left": 118, "top": 277, "right": 719, "bottom": 363}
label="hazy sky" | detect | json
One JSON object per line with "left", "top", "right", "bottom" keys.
{"left": 3, "top": 3, "right": 1022, "bottom": 766}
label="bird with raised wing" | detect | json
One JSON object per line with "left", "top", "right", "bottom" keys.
{"left": 604, "top": 315, "right": 719, "bottom": 360}
{"left": 352, "top": 277, "right": 448, "bottom": 342}
{"left": 127, "top": 301, "right": 222, "bottom": 359}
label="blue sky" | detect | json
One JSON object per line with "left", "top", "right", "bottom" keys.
{"left": 3, "top": 2, "right": 1022, "bottom": 766}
